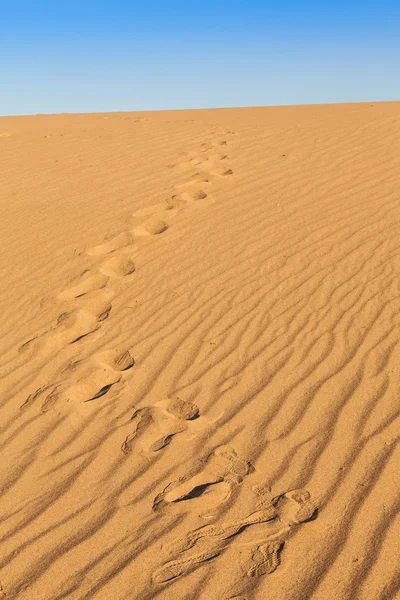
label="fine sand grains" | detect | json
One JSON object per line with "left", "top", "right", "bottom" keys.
{"left": 0, "top": 102, "right": 400, "bottom": 600}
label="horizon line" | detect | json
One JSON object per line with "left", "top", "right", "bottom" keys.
{"left": 1, "top": 98, "right": 399, "bottom": 119}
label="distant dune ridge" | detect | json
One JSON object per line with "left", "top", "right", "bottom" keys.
{"left": 0, "top": 102, "right": 400, "bottom": 599}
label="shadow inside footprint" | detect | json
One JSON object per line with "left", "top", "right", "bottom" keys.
{"left": 85, "top": 384, "right": 113, "bottom": 402}
{"left": 174, "top": 481, "right": 221, "bottom": 502}
{"left": 70, "top": 331, "right": 96, "bottom": 344}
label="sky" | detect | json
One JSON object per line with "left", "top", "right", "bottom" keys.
{"left": 1, "top": 0, "right": 399, "bottom": 115}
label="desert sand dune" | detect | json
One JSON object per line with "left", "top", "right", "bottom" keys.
{"left": 0, "top": 102, "right": 399, "bottom": 599}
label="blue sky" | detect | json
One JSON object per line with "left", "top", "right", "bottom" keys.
{"left": 1, "top": 1, "right": 399, "bottom": 115}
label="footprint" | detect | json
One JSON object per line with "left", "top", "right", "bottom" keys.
{"left": 21, "top": 382, "right": 59, "bottom": 409}
{"left": 165, "top": 506, "right": 277, "bottom": 556}
{"left": 131, "top": 207, "right": 177, "bottom": 228}
{"left": 58, "top": 272, "right": 109, "bottom": 300}
{"left": 19, "top": 292, "right": 111, "bottom": 353}
{"left": 212, "top": 168, "right": 233, "bottom": 177}
{"left": 122, "top": 397, "right": 199, "bottom": 455}
{"left": 168, "top": 189, "right": 210, "bottom": 209}
{"left": 152, "top": 445, "right": 252, "bottom": 515}
{"left": 164, "top": 396, "right": 199, "bottom": 420}
{"left": 121, "top": 407, "right": 153, "bottom": 453}
{"left": 132, "top": 217, "right": 169, "bottom": 237}
{"left": 237, "top": 490, "right": 316, "bottom": 579}
{"left": 98, "top": 255, "right": 135, "bottom": 277}
{"left": 50, "top": 291, "right": 112, "bottom": 346}
{"left": 37, "top": 348, "right": 134, "bottom": 412}
{"left": 188, "top": 156, "right": 209, "bottom": 166}
{"left": 39, "top": 350, "right": 134, "bottom": 412}
{"left": 153, "top": 548, "right": 221, "bottom": 584}
{"left": 153, "top": 507, "right": 277, "bottom": 584}
{"left": 202, "top": 140, "right": 228, "bottom": 150}
{"left": 208, "top": 153, "right": 229, "bottom": 161}
{"left": 178, "top": 171, "right": 212, "bottom": 185}
{"left": 94, "top": 348, "right": 135, "bottom": 371}
{"left": 51, "top": 310, "right": 101, "bottom": 345}
{"left": 246, "top": 541, "right": 282, "bottom": 577}
{"left": 81, "top": 293, "right": 112, "bottom": 320}
{"left": 40, "top": 367, "right": 121, "bottom": 411}
{"left": 271, "top": 489, "right": 317, "bottom": 524}
{"left": 64, "top": 366, "right": 122, "bottom": 403}
{"left": 87, "top": 231, "right": 132, "bottom": 256}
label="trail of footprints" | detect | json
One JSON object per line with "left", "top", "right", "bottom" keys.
{"left": 20, "top": 130, "right": 236, "bottom": 410}
{"left": 19, "top": 128, "right": 318, "bottom": 590}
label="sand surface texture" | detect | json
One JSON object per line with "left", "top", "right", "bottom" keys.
{"left": 1, "top": 102, "right": 400, "bottom": 600}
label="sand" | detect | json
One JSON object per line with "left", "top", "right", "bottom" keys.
{"left": 0, "top": 102, "right": 399, "bottom": 600}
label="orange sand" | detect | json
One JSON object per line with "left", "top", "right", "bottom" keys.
{"left": 1, "top": 102, "right": 399, "bottom": 600}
